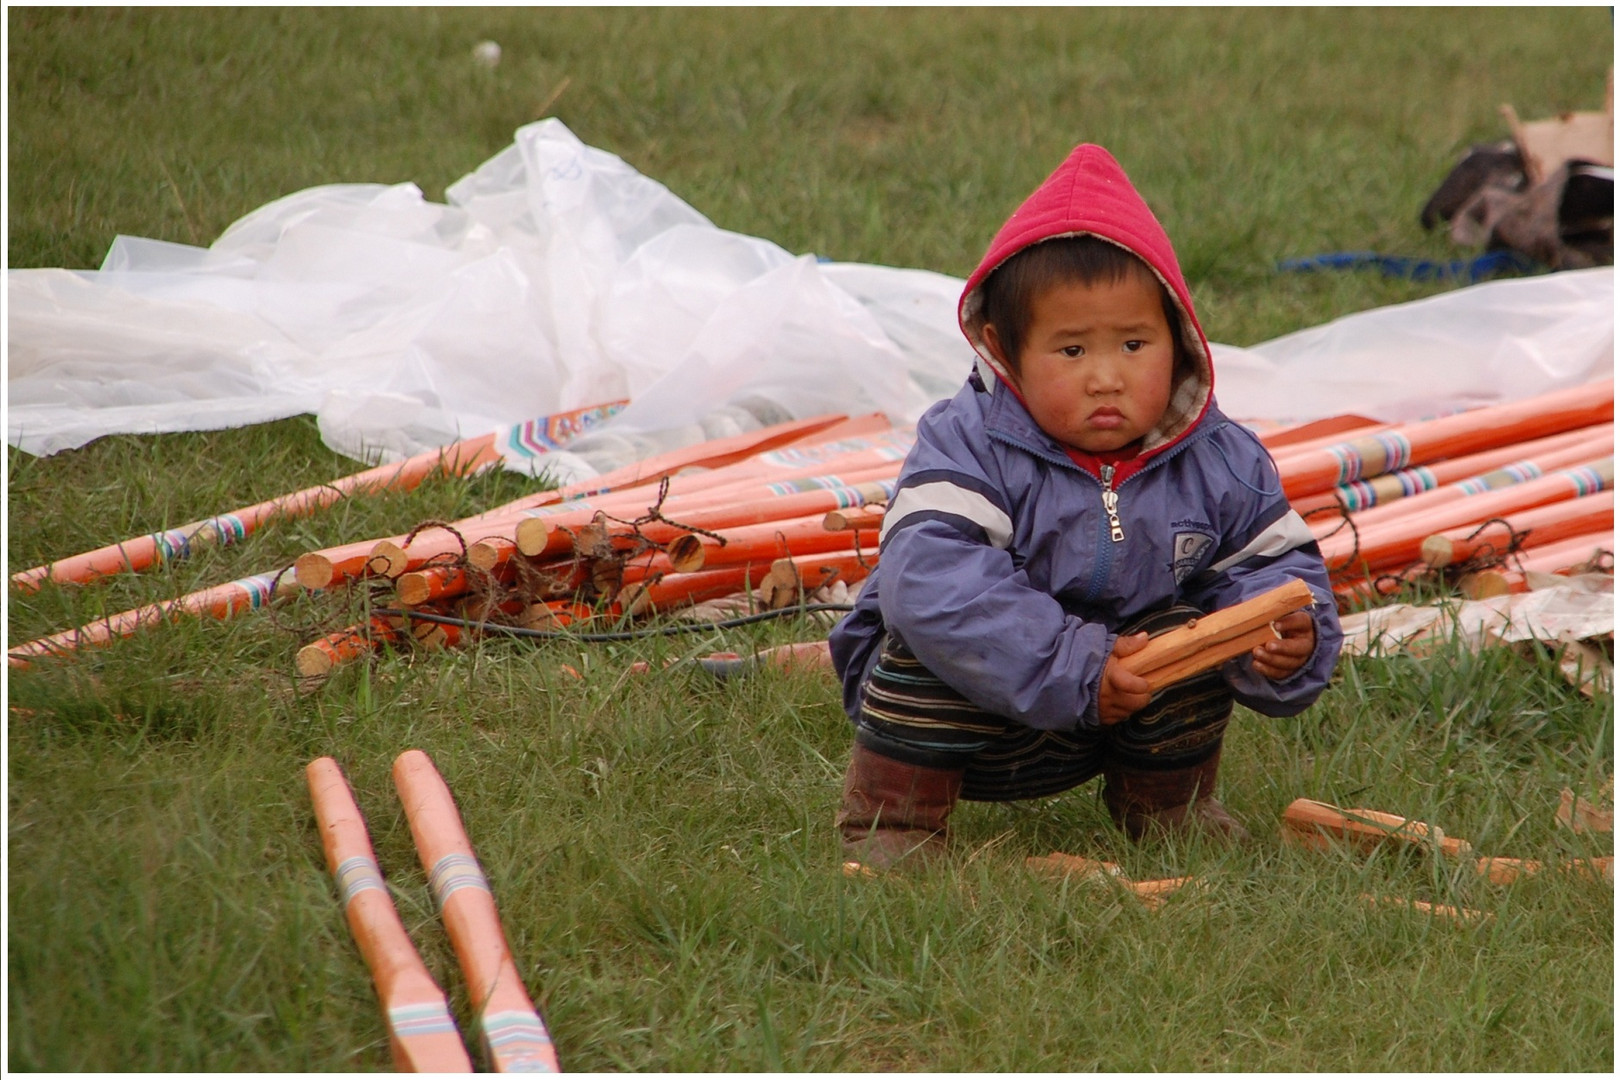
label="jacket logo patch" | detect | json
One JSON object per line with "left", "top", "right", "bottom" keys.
{"left": 1171, "top": 530, "right": 1215, "bottom": 584}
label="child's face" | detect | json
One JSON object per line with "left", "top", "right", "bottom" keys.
{"left": 1003, "top": 272, "right": 1177, "bottom": 454}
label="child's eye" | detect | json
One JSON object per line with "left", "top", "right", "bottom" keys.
{"left": 1123, "top": 340, "right": 1145, "bottom": 353}
{"left": 1061, "top": 345, "right": 1085, "bottom": 358}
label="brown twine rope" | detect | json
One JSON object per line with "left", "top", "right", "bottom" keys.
{"left": 1446, "top": 516, "right": 1531, "bottom": 578}
{"left": 1303, "top": 502, "right": 1363, "bottom": 583}
{"left": 591, "top": 476, "right": 730, "bottom": 557}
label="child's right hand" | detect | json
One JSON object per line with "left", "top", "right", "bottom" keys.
{"left": 1098, "top": 632, "right": 1153, "bottom": 725}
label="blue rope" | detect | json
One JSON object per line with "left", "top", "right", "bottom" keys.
{"left": 1277, "top": 249, "right": 1540, "bottom": 284}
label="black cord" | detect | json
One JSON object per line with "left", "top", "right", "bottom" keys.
{"left": 372, "top": 603, "right": 857, "bottom": 643}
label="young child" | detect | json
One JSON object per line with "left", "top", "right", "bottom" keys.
{"left": 829, "top": 143, "right": 1343, "bottom": 868}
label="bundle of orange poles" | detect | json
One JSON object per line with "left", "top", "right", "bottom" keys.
{"left": 1264, "top": 379, "right": 1614, "bottom": 607}
{"left": 283, "top": 414, "right": 905, "bottom": 676}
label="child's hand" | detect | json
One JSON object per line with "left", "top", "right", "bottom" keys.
{"left": 1098, "top": 632, "right": 1153, "bottom": 725}
{"left": 1251, "top": 611, "right": 1316, "bottom": 681}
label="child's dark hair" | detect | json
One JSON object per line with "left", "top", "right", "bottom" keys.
{"left": 979, "top": 235, "right": 1192, "bottom": 376}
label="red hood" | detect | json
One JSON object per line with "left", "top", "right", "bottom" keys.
{"left": 958, "top": 144, "right": 1213, "bottom": 459}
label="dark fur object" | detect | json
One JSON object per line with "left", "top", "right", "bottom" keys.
{"left": 1420, "top": 141, "right": 1526, "bottom": 230}
{"left": 1422, "top": 141, "right": 1613, "bottom": 269}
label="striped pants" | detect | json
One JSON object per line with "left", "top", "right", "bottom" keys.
{"left": 854, "top": 606, "right": 1235, "bottom": 802}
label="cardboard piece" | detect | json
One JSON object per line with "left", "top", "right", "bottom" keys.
{"left": 1500, "top": 70, "right": 1615, "bottom": 184}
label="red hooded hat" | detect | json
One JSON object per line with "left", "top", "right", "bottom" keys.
{"left": 957, "top": 144, "right": 1214, "bottom": 461}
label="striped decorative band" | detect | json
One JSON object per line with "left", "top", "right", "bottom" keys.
{"left": 205, "top": 513, "right": 249, "bottom": 546}
{"left": 504, "top": 402, "right": 625, "bottom": 458}
{"left": 429, "top": 852, "right": 491, "bottom": 908}
{"left": 1338, "top": 465, "right": 1439, "bottom": 511}
{"left": 231, "top": 572, "right": 283, "bottom": 608}
{"left": 1371, "top": 431, "right": 1413, "bottom": 474}
{"left": 1331, "top": 432, "right": 1414, "bottom": 484}
{"left": 152, "top": 528, "right": 193, "bottom": 562}
{"left": 334, "top": 855, "right": 387, "bottom": 906}
{"left": 766, "top": 474, "right": 851, "bottom": 496}
{"left": 481, "top": 1010, "right": 557, "bottom": 1072}
{"left": 1470, "top": 459, "right": 1542, "bottom": 488}
{"left": 1328, "top": 442, "right": 1364, "bottom": 486}
{"left": 1461, "top": 459, "right": 1543, "bottom": 494}
{"left": 388, "top": 1000, "right": 460, "bottom": 1037}
{"left": 1563, "top": 464, "right": 1607, "bottom": 496}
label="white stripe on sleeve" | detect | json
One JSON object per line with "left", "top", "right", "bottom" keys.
{"left": 879, "top": 481, "right": 1014, "bottom": 549}
{"left": 1206, "top": 509, "right": 1316, "bottom": 575}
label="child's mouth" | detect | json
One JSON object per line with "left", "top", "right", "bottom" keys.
{"left": 1089, "top": 407, "right": 1125, "bottom": 428}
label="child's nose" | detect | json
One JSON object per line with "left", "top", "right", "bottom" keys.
{"left": 1087, "top": 360, "right": 1126, "bottom": 394}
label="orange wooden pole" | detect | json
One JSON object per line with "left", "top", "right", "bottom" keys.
{"left": 312, "top": 459, "right": 902, "bottom": 593}
{"left": 1509, "top": 530, "right": 1613, "bottom": 575}
{"left": 681, "top": 514, "right": 882, "bottom": 571}
{"left": 562, "top": 420, "right": 909, "bottom": 509}
{"left": 1419, "top": 490, "right": 1615, "bottom": 569}
{"left": 1308, "top": 430, "right": 1616, "bottom": 538}
{"left": 296, "top": 616, "right": 410, "bottom": 679}
{"left": 516, "top": 479, "right": 896, "bottom": 559}
{"left": 1256, "top": 414, "right": 1388, "bottom": 451}
{"left": 1292, "top": 424, "right": 1613, "bottom": 518}
{"left": 392, "top": 750, "right": 561, "bottom": 1073}
{"left": 509, "top": 463, "right": 899, "bottom": 557}
{"left": 1318, "top": 459, "right": 1612, "bottom": 578}
{"left": 823, "top": 506, "right": 888, "bottom": 532}
{"left": 1475, "top": 855, "right": 1614, "bottom": 885}
{"left": 305, "top": 757, "right": 474, "bottom": 1073}
{"left": 11, "top": 434, "right": 501, "bottom": 594}
{"left": 8, "top": 568, "right": 300, "bottom": 670}
{"left": 1273, "top": 378, "right": 1614, "bottom": 500}
{"left": 613, "top": 546, "right": 875, "bottom": 617}
{"left": 755, "top": 550, "right": 877, "bottom": 609}
{"left": 1280, "top": 798, "right": 1472, "bottom": 858}
{"left": 295, "top": 511, "right": 541, "bottom": 592}
{"left": 466, "top": 413, "right": 854, "bottom": 519}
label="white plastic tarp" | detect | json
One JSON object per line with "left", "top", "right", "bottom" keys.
{"left": 7, "top": 118, "right": 1614, "bottom": 476}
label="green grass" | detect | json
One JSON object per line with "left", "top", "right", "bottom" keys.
{"left": 6, "top": 6, "right": 1613, "bottom": 1072}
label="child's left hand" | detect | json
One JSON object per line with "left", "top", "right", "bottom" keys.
{"left": 1251, "top": 611, "right": 1316, "bottom": 681}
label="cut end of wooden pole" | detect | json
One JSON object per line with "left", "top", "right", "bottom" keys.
{"left": 10, "top": 567, "right": 46, "bottom": 593}
{"left": 296, "top": 643, "right": 336, "bottom": 678}
{"left": 1458, "top": 570, "right": 1512, "bottom": 600}
{"left": 369, "top": 541, "right": 409, "bottom": 579}
{"left": 515, "top": 518, "right": 550, "bottom": 557}
{"left": 619, "top": 581, "right": 652, "bottom": 618}
{"left": 760, "top": 558, "right": 802, "bottom": 610}
{"left": 396, "top": 572, "right": 433, "bottom": 607}
{"left": 294, "top": 552, "right": 336, "bottom": 591}
{"left": 466, "top": 540, "right": 504, "bottom": 572}
{"left": 824, "top": 505, "right": 886, "bottom": 532}
{"left": 1419, "top": 534, "right": 1456, "bottom": 569}
{"left": 666, "top": 533, "right": 706, "bottom": 574}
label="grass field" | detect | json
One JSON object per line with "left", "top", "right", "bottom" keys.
{"left": 6, "top": 7, "right": 1614, "bottom": 1072}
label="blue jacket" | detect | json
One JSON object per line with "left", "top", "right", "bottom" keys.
{"left": 831, "top": 143, "right": 1343, "bottom": 730}
{"left": 829, "top": 374, "right": 1343, "bottom": 730}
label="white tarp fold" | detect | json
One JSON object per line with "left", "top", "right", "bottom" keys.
{"left": 7, "top": 119, "right": 1613, "bottom": 471}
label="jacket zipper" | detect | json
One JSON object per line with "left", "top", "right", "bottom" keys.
{"left": 1100, "top": 464, "right": 1125, "bottom": 543}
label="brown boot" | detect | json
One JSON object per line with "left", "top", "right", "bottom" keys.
{"left": 835, "top": 742, "right": 965, "bottom": 871}
{"left": 1102, "top": 750, "right": 1252, "bottom": 844}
